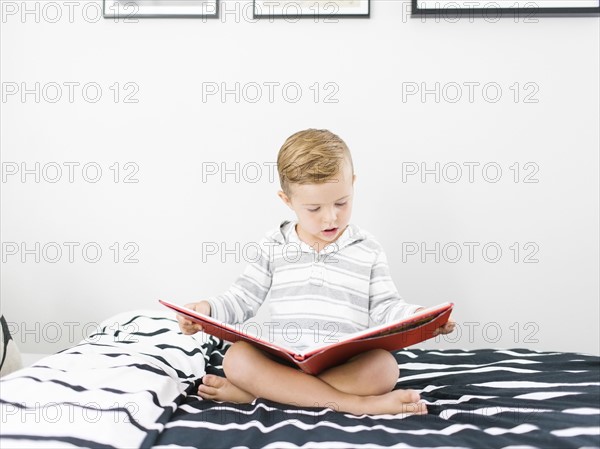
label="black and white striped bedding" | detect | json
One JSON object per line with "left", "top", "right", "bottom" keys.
{"left": 1, "top": 310, "right": 599, "bottom": 449}
{"left": 0, "top": 310, "right": 208, "bottom": 448}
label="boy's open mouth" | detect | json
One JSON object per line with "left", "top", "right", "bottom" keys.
{"left": 323, "top": 227, "right": 338, "bottom": 234}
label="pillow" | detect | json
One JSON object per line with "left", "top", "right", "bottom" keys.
{"left": 0, "top": 314, "right": 23, "bottom": 377}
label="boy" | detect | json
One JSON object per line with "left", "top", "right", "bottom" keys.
{"left": 178, "top": 129, "right": 455, "bottom": 415}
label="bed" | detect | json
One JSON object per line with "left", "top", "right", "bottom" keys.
{"left": 1, "top": 309, "right": 598, "bottom": 449}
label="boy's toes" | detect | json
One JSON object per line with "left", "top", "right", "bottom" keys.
{"left": 198, "top": 384, "right": 217, "bottom": 398}
{"left": 393, "top": 389, "right": 420, "bottom": 404}
{"left": 202, "top": 374, "right": 226, "bottom": 387}
{"left": 408, "top": 390, "right": 421, "bottom": 403}
{"left": 415, "top": 402, "right": 428, "bottom": 415}
{"left": 198, "top": 384, "right": 217, "bottom": 394}
{"left": 399, "top": 400, "right": 427, "bottom": 415}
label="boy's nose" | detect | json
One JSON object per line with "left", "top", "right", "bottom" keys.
{"left": 322, "top": 207, "right": 337, "bottom": 224}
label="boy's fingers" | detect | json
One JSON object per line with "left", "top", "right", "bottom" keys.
{"left": 181, "top": 323, "right": 203, "bottom": 335}
{"left": 176, "top": 307, "right": 206, "bottom": 335}
{"left": 432, "top": 322, "right": 455, "bottom": 336}
{"left": 439, "top": 322, "right": 455, "bottom": 335}
{"left": 182, "top": 322, "right": 200, "bottom": 333}
{"left": 176, "top": 313, "right": 190, "bottom": 324}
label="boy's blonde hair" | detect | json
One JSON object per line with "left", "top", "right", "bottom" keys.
{"left": 277, "top": 129, "right": 354, "bottom": 197}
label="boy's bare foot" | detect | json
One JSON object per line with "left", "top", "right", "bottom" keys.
{"left": 197, "top": 374, "right": 426, "bottom": 416}
{"left": 198, "top": 374, "right": 255, "bottom": 404}
{"left": 354, "top": 389, "right": 428, "bottom": 416}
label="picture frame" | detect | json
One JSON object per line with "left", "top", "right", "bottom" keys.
{"left": 103, "top": 0, "right": 219, "bottom": 19}
{"left": 412, "top": 0, "right": 600, "bottom": 17}
{"left": 253, "top": 0, "right": 370, "bottom": 18}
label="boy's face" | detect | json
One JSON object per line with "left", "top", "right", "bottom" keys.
{"left": 278, "top": 159, "right": 356, "bottom": 249}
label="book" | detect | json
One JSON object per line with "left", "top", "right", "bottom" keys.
{"left": 159, "top": 299, "right": 454, "bottom": 375}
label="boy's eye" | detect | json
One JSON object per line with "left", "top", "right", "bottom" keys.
{"left": 307, "top": 202, "right": 346, "bottom": 213}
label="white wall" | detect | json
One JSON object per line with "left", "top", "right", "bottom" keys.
{"left": 1, "top": 0, "right": 598, "bottom": 356}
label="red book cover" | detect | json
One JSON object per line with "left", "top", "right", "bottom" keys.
{"left": 160, "top": 299, "right": 454, "bottom": 375}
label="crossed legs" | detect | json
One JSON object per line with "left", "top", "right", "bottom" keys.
{"left": 198, "top": 341, "right": 426, "bottom": 416}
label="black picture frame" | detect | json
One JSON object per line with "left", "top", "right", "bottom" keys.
{"left": 412, "top": 0, "right": 600, "bottom": 17}
{"left": 253, "top": 0, "right": 370, "bottom": 18}
{"left": 103, "top": 0, "right": 219, "bottom": 19}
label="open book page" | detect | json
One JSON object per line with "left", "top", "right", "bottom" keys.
{"left": 297, "top": 302, "right": 454, "bottom": 357}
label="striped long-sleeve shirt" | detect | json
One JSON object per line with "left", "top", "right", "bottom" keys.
{"left": 206, "top": 220, "right": 422, "bottom": 352}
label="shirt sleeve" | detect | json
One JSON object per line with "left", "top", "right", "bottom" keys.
{"left": 205, "top": 237, "right": 273, "bottom": 324}
{"left": 369, "top": 247, "right": 422, "bottom": 325}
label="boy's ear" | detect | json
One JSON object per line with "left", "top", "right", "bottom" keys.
{"left": 277, "top": 190, "right": 293, "bottom": 209}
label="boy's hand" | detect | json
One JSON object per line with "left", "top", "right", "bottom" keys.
{"left": 432, "top": 316, "right": 455, "bottom": 336}
{"left": 415, "top": 308, "right": 455, "bottom": 337}
{"left": 177, "top": 301, "right": 211, "bottom": 335}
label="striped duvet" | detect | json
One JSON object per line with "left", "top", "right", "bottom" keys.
{"left": 1, "top": 309, "right": 598, "bottom": 448}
